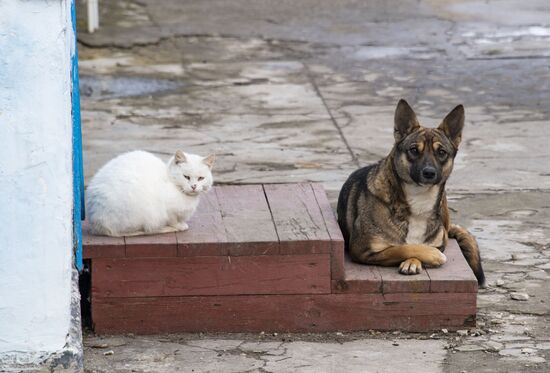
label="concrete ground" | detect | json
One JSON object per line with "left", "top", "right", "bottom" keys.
{"left": 78, "top": 0, "right": 550, "bottom": 372}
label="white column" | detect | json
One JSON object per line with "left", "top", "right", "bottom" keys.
{"left": 0, "top": 0, "right": 75, "bottom": 363}
{"left": 88, "top": 0, "right": 99, "bottom": 33}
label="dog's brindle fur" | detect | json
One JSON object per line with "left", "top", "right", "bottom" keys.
{"left": 337, "top": 99, "right": 485, "bottom": 285}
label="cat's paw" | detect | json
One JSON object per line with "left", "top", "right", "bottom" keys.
{"left": 175, "top": 222, "right": 189, "bottom": 231}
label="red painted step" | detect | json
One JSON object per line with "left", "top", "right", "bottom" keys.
{"left": 92, "top": 254, "right": 331, "bottom": 298}
{"left": 83, "top": 183, "right": 478, "bottom": 334}
{"left": 92, "top": 293, "right": 476, "bottom": 334}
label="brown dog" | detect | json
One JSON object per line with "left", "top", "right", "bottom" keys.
{"left": 337, "top": 99, "right": 485, "bottom": 285}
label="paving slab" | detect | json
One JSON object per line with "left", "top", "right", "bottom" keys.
{"left": 78, "top": 0, "right": 550, "bottom": 372}
{"left": 84, "top": 337, "right": 446, "bottom": 373}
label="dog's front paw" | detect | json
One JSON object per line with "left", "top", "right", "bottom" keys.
{"left": 399, "top": 258, "right": 422, "bottom": 275}
{"left": 425, "top": 248, "right": 447, "bottom": 267}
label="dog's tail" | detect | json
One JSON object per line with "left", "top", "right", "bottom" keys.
{"left": 448, "top": 224, "right": 486, "bottom": 287}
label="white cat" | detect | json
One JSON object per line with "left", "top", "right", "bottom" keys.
{"left": 86, "top": 150, "right": 215, "bottom": 237}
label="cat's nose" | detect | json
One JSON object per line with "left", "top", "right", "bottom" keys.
{"left": 191, "top": 184, "right": 197, "bottom": 190}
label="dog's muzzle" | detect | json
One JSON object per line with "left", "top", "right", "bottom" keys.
{"left": 420, "top": 166, "right": 438, "bottom": 183}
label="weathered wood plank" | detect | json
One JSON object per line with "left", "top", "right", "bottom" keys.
{"left": 310, "top": 183, "right": 343, "bottom": 242}
{"left": 332, "top": 254, "right": 381, "bottom": 293}
{"left": 311, "top": 183, "right": 345, "bottom": 281}
{"left": 82, "top": 220, "right": 125, "bottom": 258}
{"left": 264, "top": 184, "right": 331, "bottom": 255}
{"left": 92, "top": 254, "right": 331, "bottom": 298}
{"left": 194, "top": 188, "right": 220, "bottom": 213}
{"left": 176, "top": 191, "right": 228, "bottom": 256}
{"left": 92, "top": 292, "right": 476, "bottom": 334}
{"left": 379, "top": 265, "right": 431, "bottom": 293}
{"left": 214, "top": 185, "right": 279, "bottom": 256}
{"left": 125, "top": 232, "right": 177, "bottom": 257}
{"left": 381, "top": 292, "right": 476, "bottom": 316}
{"left": 427, "top": 239, "right": 478, "bottom": 293}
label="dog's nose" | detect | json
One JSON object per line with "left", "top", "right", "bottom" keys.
{"left": 422, "top": 167, "right": 437, "bottom": 180}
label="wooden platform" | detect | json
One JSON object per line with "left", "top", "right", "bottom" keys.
{"left": 83, "top": 183, "right": 477, "bottom": 334}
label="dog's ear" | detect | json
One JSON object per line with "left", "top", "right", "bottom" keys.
{"left": 394, "top": 99, "right": 420, "bottom": 142}
{"left": 438, "top": 105, "right": 464, "bottom": 148}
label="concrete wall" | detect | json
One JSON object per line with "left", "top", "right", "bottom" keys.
{"left": 0, "top": 0, "right": 75, "bottom": 365}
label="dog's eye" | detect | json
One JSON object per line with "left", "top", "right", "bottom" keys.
{"left": 198, "top": 176, "right": 204, "bottom": 181}
{"left": 409, "top": 146, "right": 419, "bottom": 156}
{"left": 184, "top": 175, "right": 191, "bottom": 180}
{"left": 437, "top": 148, "right": 447, "bottom": 157}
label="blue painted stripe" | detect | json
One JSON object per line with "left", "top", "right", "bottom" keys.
{"left": 71, "top": 0, "right": 84, "bottom": 271}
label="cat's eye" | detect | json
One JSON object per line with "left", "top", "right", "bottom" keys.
{"left": 198, "top": 177, "right": 204, "bottom": 181}
{"left": 184, "top": 175, "right": 191, "bottom": 180}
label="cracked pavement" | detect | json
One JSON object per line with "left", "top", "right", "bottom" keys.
{"left": 79, "top": 0, "right": 550, "bottom": 372}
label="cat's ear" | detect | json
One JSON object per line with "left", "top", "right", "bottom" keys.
{"left": 174, "top": 150, "right": 186, "bottom": 164}
{"left": 203, "top": 154, "right": 216, "bottom": 169}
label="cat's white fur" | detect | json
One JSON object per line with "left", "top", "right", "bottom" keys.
{"left": 86, "top": 150, "right": 215, "bottom": 237}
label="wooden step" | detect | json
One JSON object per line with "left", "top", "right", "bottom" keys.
{"left": 83, "top": 183, "right": 478, "bottom": 334}
{"left": 84, "top": 184, "right": 343, "bottom": 269}
{"left": 92, "top": 293, "right": 476, "bottom": 334}
{"left": 334, "top": 240, "right": 478, "bottom": 294}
